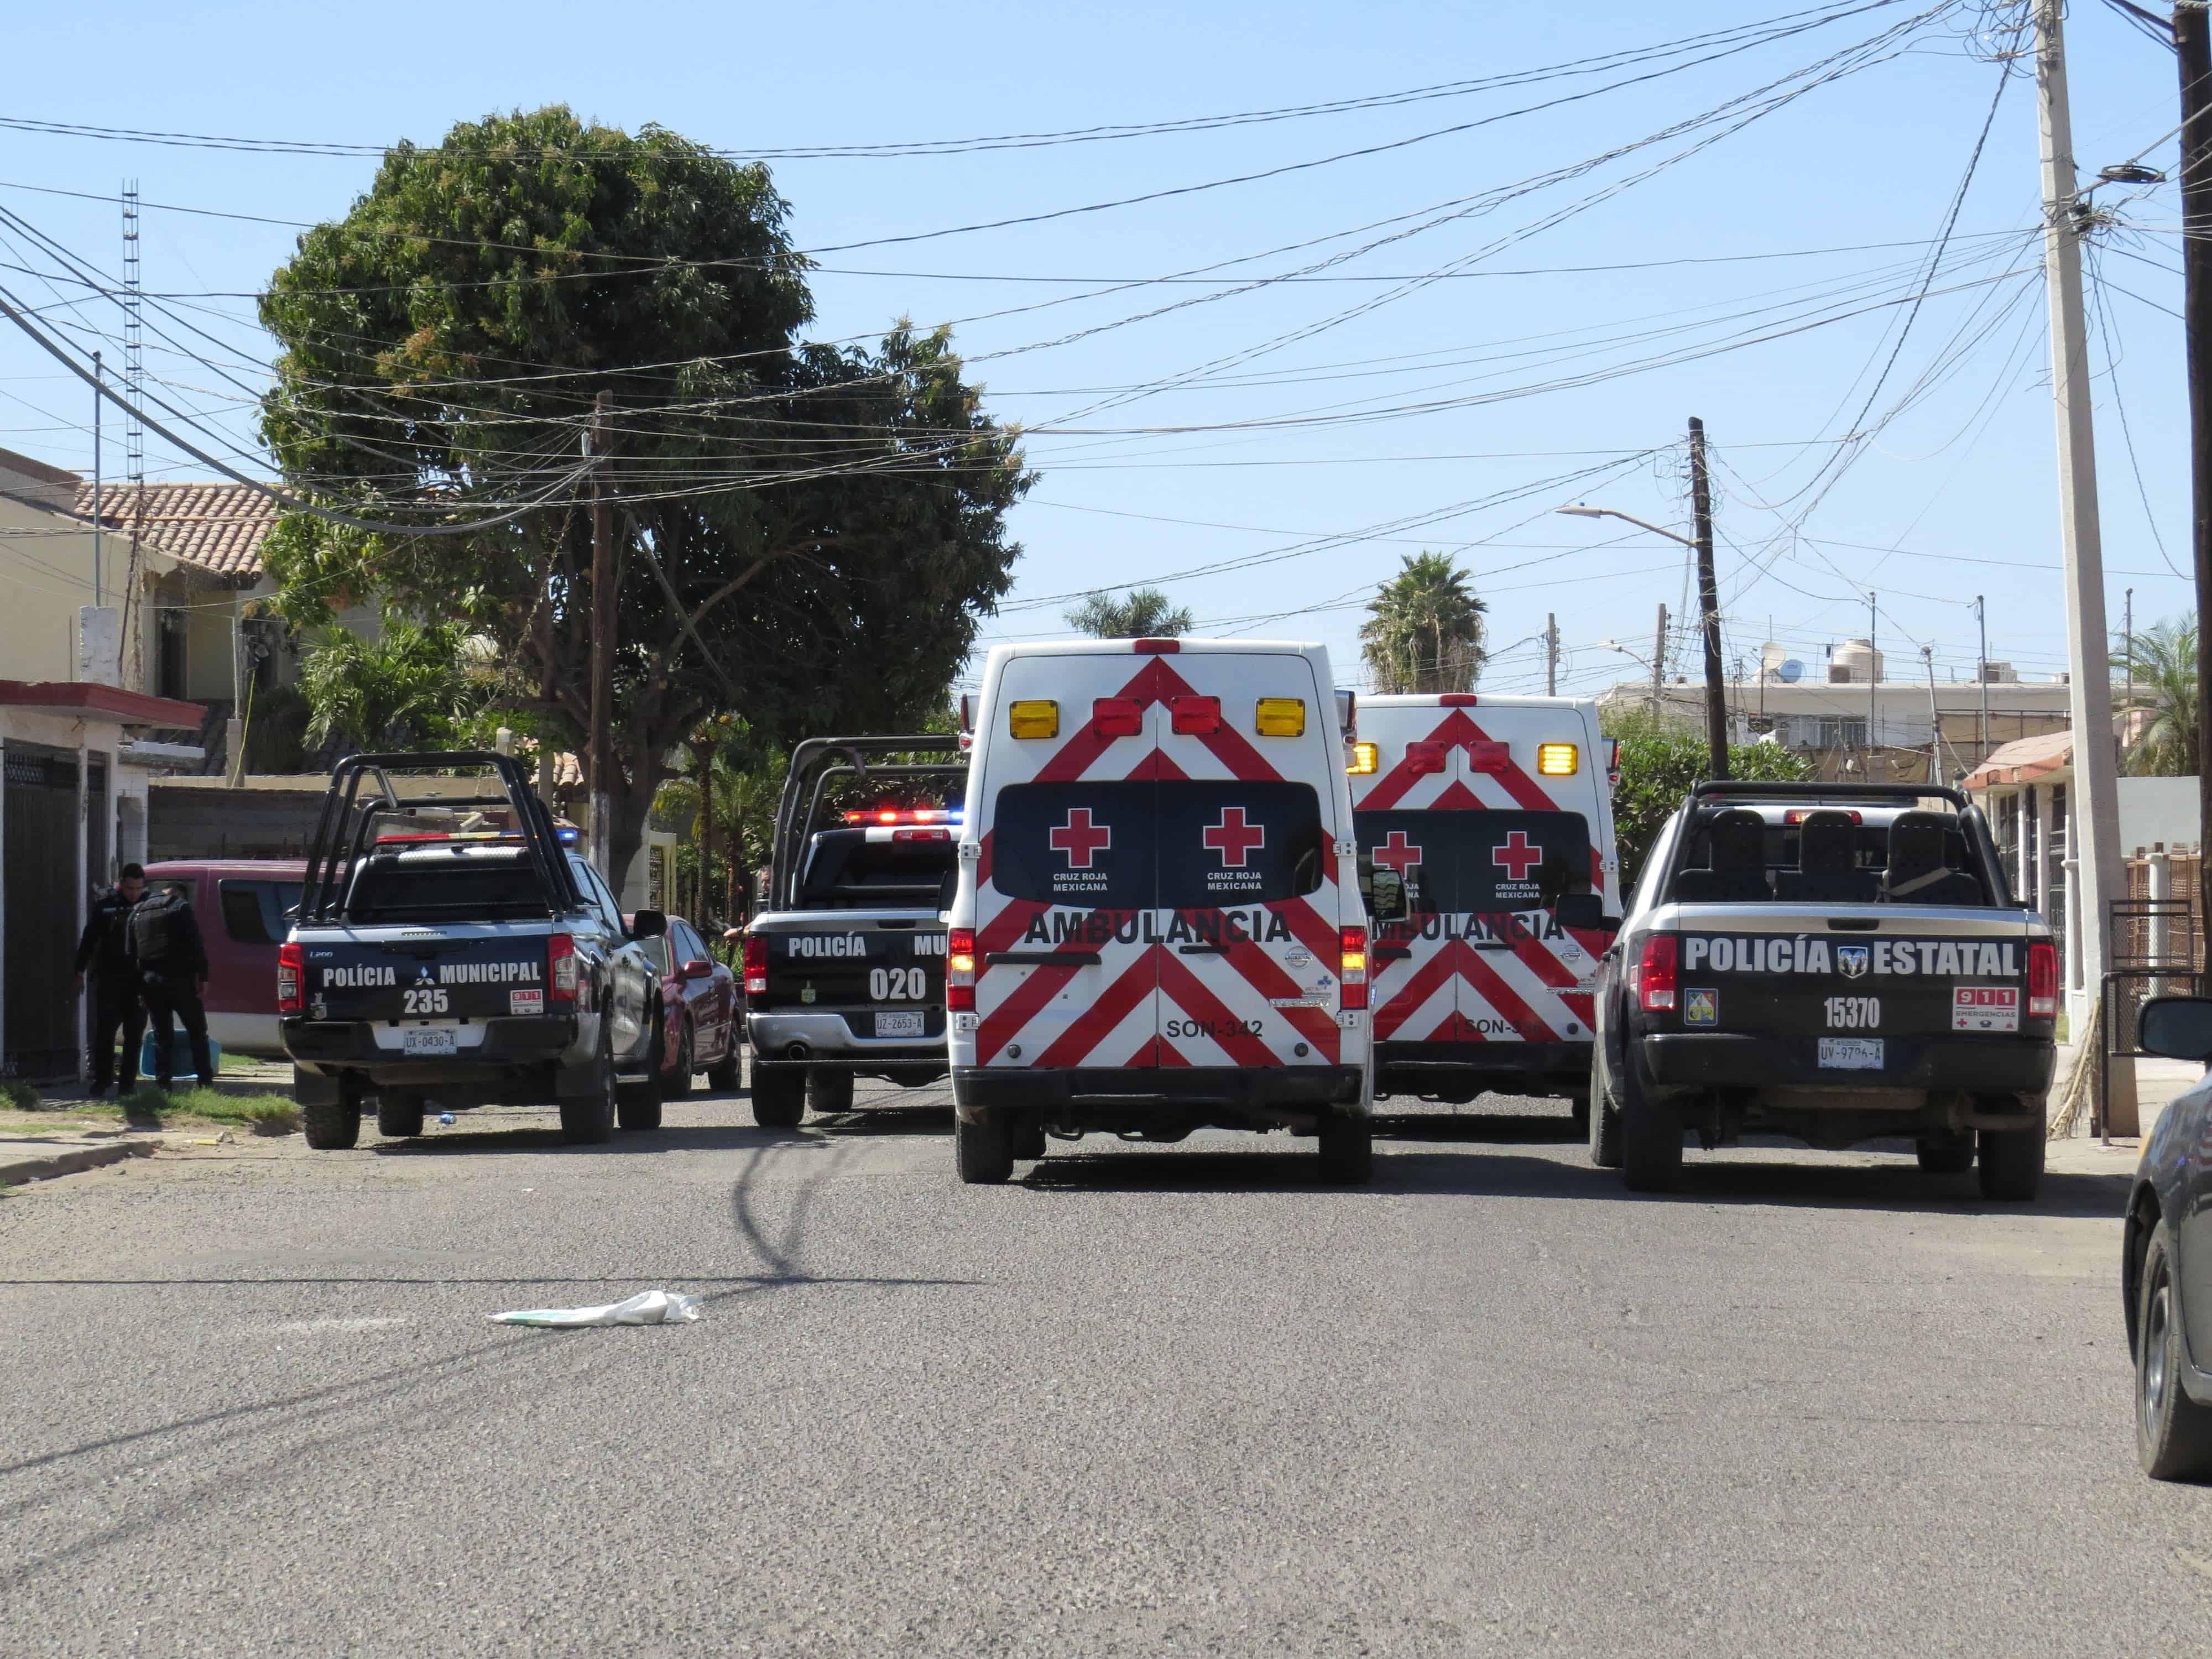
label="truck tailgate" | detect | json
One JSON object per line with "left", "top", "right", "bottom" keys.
{"left": 749, "top": 912, "right": 946, "bottom": 1039}
{"left": 299, "top": 924, "right": 554, "bottom": 1022}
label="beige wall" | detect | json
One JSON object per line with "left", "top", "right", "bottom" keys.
{"left": 0, "top": 492, "right": 100, "bottom": 682}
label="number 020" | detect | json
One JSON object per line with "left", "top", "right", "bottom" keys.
{"left": 869, "top": 967, "right": 926, "bottom": 1001}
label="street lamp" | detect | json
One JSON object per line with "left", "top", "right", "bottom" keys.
{"left": 1557, "top": 503, "right": 1697, "bottom": 550}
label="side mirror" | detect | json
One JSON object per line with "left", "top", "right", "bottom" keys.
{"left": 630, "top": 908, "right": 667, "bottom": 940}
{"left": 2137, "top": 995, "right": 2212, "bottom": 1062}
{"left": 678, "top": 958, "right": 714, "bottom": 982}
{"left": 1554, "top": 893, "right": 1617, "bottom": 933}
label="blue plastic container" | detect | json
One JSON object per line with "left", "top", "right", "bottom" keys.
{"left": 137, "top": 1031, "right": 222, "bottom": 1083}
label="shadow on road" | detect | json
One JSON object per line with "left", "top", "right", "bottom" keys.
{"left": 1375, "top": 1112, "right": 1580, "bottom": 1144}
{"left": 370, "top": 1122, "right": 819, "bottom": 1157}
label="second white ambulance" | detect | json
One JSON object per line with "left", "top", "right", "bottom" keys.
{"left": 947, "top": 639, "right": 1374, "bottom": 1184}
{"left": 1348, "top": 693, "right": 1620, "bottom": 1118}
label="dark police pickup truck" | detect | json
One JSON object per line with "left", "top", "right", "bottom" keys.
{"left": 280, "top": 753, "right": 668, "bottom": 1149}
{"left": 741, "top": 736, "right": 964, "bottom": 1128}
{"left": 1590, "top": 781, "right": 2056, "bottom": 1199}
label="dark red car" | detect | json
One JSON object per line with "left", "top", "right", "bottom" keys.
{"left": 640, "top": 915, "right": 740, "bottom": 1094}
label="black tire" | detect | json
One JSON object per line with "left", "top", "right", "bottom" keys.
{"left": 1317, "top": 1110, "right": 1374, "bottom": 1184}
{"left": 1008, "top": 1112, "right": 1046, "bottom": 1161}
{"left": 665, "top": 1021, "right": 695, "bottom": 1100}
{"left": 559, "top": 1029, "right": 617, "bottom": 1145}
{"left": 706, "top": 1034, "right": 740, "bottom": 1092}
{"left": 807, "top": 1068, "right": 855, "bottom": 1116}
{"left": 2137, "top": 1222, "right": 2212, "bottom": 1480}
{"left": 751, "top": 1063, "right": 806, "bottom": 1129}
{"left": 1616, "top": 1043, "right": 1682, "bottom": 1193}
{"left": 1976, "top": 1125, "right": 2044, "bottom": 1201}
{"left": 956, "top": 1109, "right": 1015, "bottom": 1185}
{"left": 376, "top": 1092, "right": 426, "bottom": 1139}
{"left": 301, "top": 1097, "right": 361, "bottom": 1151}
{"left": 1588, "top": 1038, "right": 1623, "bottom": 1169}
{"left": 617, "top": 1022, "right": 665, "bottom": 1131}
{"left": 1916, "top": 1134, "right": 1975, "bottom": 1176}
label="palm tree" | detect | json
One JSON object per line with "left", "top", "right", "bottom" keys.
{"left": 1359, "top": 552, "right": 1488, "bottom": 694}
{"left": 2110, "top": 616, "right": 2198, "bottom": 776}
{"left": 296, "top": 618, "right": 482, "bottom": 753}
{"left": 1065, "top": 587, "right": 1194, "bottom": 639}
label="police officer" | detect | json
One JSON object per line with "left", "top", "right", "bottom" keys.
{"left": 126, "top": 878, "right": 216, "bottom": 1092}
{"left": 73, "top": 862, "right": 148, "bottom": 1097}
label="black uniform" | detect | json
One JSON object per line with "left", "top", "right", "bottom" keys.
{"left": 73, "top": 887, "right": 147, "bottom": 1093}
{"left": 127, "top": 886, "right": 215, "bottom": 1089}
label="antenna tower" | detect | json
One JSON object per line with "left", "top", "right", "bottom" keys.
{"left": 120, "top": 181, "right": 147, "bottom": 686}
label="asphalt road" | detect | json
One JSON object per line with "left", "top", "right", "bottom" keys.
{"left": 0, "top": 1077, "right": 2204, "bottom": 1657}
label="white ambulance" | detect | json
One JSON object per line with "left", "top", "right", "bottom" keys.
{"left": 947, "top": 639, "right": 1374, "bottom": 1184}
{"left": 1348, "top": 693, "right": 1621, "bottom": 1118}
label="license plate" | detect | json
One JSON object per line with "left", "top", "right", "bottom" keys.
{"left": 1818, "top": 1037, "right": 1885, "bottom": 1070}
{"left": 403, "top": 1027, "right": 458, "bottom": 1057}
{"left": 874, "top": 1011, "right": 925, "bottom": 1039}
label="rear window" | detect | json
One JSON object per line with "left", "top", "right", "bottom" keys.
{"left": 218, "top": 879, "right": 304, "bottom": 945}
{"left": 342, "top": 851, "right": 551, "bottom": 922}
{"left": 1355, "top": 810, "right": 1592, "bottom": 912}
{"left": 1666, "top": 810, "right": 1992, "bottom": 906}
{"left": 799, "top": 831, "right": 958, "bottom": 910}
{"left": 994, "top": 781, "right": 1327, "bottom": 909}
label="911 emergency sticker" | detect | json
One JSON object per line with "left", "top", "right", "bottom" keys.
{"left": 1952, "top": 984, "right": 2020, "bottom": 1032}
{"left": 509, "top": 987, "right": 544, "bottom": 1015}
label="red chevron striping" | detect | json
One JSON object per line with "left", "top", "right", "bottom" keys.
{"left": 1154, "top": 1034, "right": 1193, "bottom": 1067}
{"left": 1034, "top": 947, "right": 1161, "bottom": 1068}
{"left": 1560, "top": 991, "right": 1595, "bottom": 1028}
{"left": 1269, "top": 894, "right": 1340, "bottom": 971}
{"left": 1352, "top": 750, "right": 1433, "bottom": 810}
{"left": 1155, "top": 950, "right": 1282, "bottom": 1067}
{"left": 977, "top": 897, "right": 1051, "bottom": 958}
{"left": 1373, "top": 943, "right": 1459, "bottom": 1040}
{"left": 977, "top": 957, "right": 1086, "bottom": 1063}
{"left": 977, "top": 829, "right": 993, "bottom": 886}
{"left": 1455, "top": 940, "right": 1562, "bottom": 1044}
{"left": 1219, "top": 934, "right": 1340, "bottom": 1062}
{"left": 1500, "top": 925, "right": 1578, "bottom": 992}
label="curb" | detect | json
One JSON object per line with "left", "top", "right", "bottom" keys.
{"left": 0, "top": 1139, "right": 161, "bottom": 1187}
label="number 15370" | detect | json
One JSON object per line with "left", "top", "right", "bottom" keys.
{"left": 1824, "top": 995, "right": 1879, "bottom": 1030}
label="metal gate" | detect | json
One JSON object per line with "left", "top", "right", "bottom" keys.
{"left": 4, "top": 744, "right": 81, "bottom": 1079}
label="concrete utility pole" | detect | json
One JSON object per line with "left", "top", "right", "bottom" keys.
{"left": 1867, "top": 591, "right": 1879, "bottom": 754}
{"left": 1650, "top": 602, "right": 1667, "bottom": 717}
{"left": 588, "top": 390, "right": 617, "bottom": 880}
{"left": 1923, "top": 644, "right": 1945, "bottom": 784}
{"left": 2034, "top": 0, "right": 2134, "bottom": 1126}
{"left": 1544, "top": 612, "right": 1559, "bottom": 696}
{"left": 1687, "top": 417, "right": 1728, "bottom": 778}
{"left": 2178, "top": 0, "right": 2212, "bottom": 991}
{"left": 1975, "top": 594, "right": 1991, "bottom": 770}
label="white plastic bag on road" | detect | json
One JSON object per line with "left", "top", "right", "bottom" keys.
{"left": 488, "top": 1289, "right": 704, "bottom": 1328}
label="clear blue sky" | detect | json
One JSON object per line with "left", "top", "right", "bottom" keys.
{"left": 0, "top": 0, "right": 2190, "bottom": 699}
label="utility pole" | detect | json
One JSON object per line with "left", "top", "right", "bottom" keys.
{"left": 2180, "top": 0, "right": 2212, "bottom": 990}
{"left": 1687, "top": 417, "right": 1728, "bottom": 778}
{"left": 1975, "top": 595, "right": 1991, "bottom": 771}
{"left": 1544, "top": 612, "right": 1559, "bottom": 696}
{"left": 588, "top": 390, "right": 617, "bottom": 881}
{"left": 2034, "top": 0, "right": 2134, "bottom": 1128}
{"left": 1649, "top": 602, "right": 1667, "bottom": 718}
{"left": 1923, "top": 644, "right": 1945, "bottom": 784}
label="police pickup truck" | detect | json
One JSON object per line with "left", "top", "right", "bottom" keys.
{"left": 741, "top": 736, "right": 964, "bottom": 1128}
{"left": 280, "top": 752, "right": 669, "bottom": 1149}
{"left": 1590, "top": 781, "right": 2056, "bottom": 1199}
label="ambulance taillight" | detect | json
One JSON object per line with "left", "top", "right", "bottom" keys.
{"left": 1009, "top": 700, "right": 1060, "bottom": 739}
{"left": 1339, "top": 927, "right": 1368, "bottom": 1011}
{"left": 1537, "top": 743, "right": 1578, "bottom": 776}
{"left": 1171, "top": 696, "right": 1222, "bottom": 735}
{"left": 947, "top": 928, "right": 978, "bottom": 1012}
{"left": 1347, "top": 742, "right": 1379, "bottom": 776}
{"left": 1092, "top": 697, "right": 1142, "bottom": 737}
{"left": 1254, "top": 698, "right": 1306, "bottom": 737}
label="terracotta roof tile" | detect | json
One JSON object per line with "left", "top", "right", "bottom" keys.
{"left": 72, "top": 481, "right": 279, "bottom": 580}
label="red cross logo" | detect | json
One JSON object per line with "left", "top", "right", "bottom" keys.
{"left": 1372, "top": 830, "right": 1423, "bottom": 875}
{"left": 1049, "top": 808, "right": 1112, "bottom": 869}
{"left": 1202, "top": 806, "right": 1266, "bottom": 867}
{"left": 1491, "top": 830, "right": 1543, "bottom": 881}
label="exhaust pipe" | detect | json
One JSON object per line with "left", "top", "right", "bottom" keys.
{"left": 784, "top": 1041, "right": 811, "bottom": 1063}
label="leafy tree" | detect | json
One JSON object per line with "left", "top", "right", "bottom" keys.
{"left": 2111, "top": 616, "right": 2198, "bottom": 776}
{"left": 295, "top": 618, "right": 484, "bottom": 754}
{"left": 1600, "top": 704, "right": 1813, "bottom": 891}
{"left": 257, "top": 106, "right": 1028, "bottom": 881}
{"left": 1360, "top": 552, "right": 1487, "bottom": 693}
{"left": 1066, "top": 586, "right": 1193, "bottom": 639}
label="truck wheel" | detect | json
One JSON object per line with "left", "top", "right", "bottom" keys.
{"left": 376, "top": 1092, "right": 426, "bottom": 1139}
{"left": 1317, "top": 1110, "right": 1374, "bottom": 1184}
{"left": 706, "top": 1040, "right": 740, "bottom": 1093}
{"left": 1916, "top": 1134, "right": 1975, "bottom": 1175}
{"left": 664, "top": 1022, "right": 695, "bottom": 1100}
{"left": 617, "top": 1024, "right": 665, "bottom": 1132}
{"left": 301, "top": 1083, "right": 361, "bottom": 1151}
{"left": 1977, "top": 1125, "right": 2044, "bottom": 1201}
{"left": 1588, "top": 1041, "right": 1624, "bottom": 1170}
{"left": 751, "top": 1065, "right": 805, "bottom": 1129}
{"left": 559, "top": 1031, "right": 617, "bottom": 1145}
{"left": 1008, "top": 1112, "right": 1046, "bottom": 1161}
{"left": 956, "top": 1109, "right": 1015, "bottom": 1185}
{"left": 1616, "top": 1047, "right": 1682, "bottom": 1193}
{"left": 807, "top": 1069, "right": 855, "bottom": 1116}
{"left": 2137, "top": 1222, "right": 2212, "bottom": 1480}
